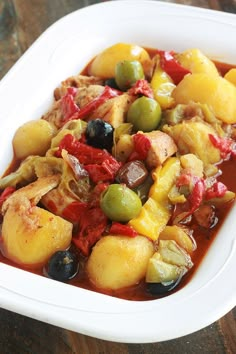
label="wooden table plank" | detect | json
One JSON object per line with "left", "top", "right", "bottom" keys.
{"left": 0, "top": 1, "right": 235, "bottom": 353}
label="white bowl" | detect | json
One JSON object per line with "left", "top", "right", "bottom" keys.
{"left": 0, "top": 0, "right": 235, "bottom": 343}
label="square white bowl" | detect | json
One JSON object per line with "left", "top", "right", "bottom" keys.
{"left": 0, "top": 0, "right": 235, "bottom": 343}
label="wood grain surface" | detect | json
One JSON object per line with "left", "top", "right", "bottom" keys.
{"left": 0, "top": 1, "right": 235, "bottom": 353}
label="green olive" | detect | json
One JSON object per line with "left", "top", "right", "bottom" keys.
{"left": 100, "top": 184, "right": 142, "bottom": 222}
{"left": 127, "top": 96, "right": 162, "bottom": 132}
{"left": 115, "top": 60, "right": 144, "bottom": 91}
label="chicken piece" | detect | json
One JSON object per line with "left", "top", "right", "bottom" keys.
{"left": 75, "top": 85, "right": 105, "bottom": 108}
{"left": 42, "top": 99, "right": 63, "bottom": 129}
{"left": 54, "top": 75, "right": 104, "bottom": 100}
{"left": 143, "top": 131, "right": 177, "bottom": 169}
{"left": 89, "top": 93, "right": 135, "bottom": 128}
{"left": 163, "top": 120, "right": 221, "bottom": 165}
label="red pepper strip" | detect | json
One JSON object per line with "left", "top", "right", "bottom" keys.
{"left": 209, "top": 134, "right": 234, "bottom": 159}
{"left": 110, "top": 222, "right": 138, "bottom": 237}
{"left": 61, "top": 92, "right": 80, "bottom": 123}
{"left": 158, "top": 50, "right": 191, "bottom": 85}
{"left": 0, "top": 186, "right": 15, "bottom": 208}
{"left": 205, "top": 181, "right": 228, "bottom": 200}
{"left": 57, "top": 134, "right": 121, "bottom": 183}
{"left": 128, "top": 133, "right": 151, "bottom": 161}
{"left": 56, "top": 134, "right": 111, "bottom": 164}
{"left": 128, "top": 79, "right": 154, "bottom": 98}
{"left": 62, "top": 201, "right": 88, "bottom": 223}
{"left": 188, "top": 179, "right": 205, "bottom": 214}
{"left": 73, "top": 85, "right": 122, "bottom": 120}
{"left": 72, "top": 207, "right": 108, "bottom": 256}
{"left": 84, "top": 156, "right": 121, "bottom": 183}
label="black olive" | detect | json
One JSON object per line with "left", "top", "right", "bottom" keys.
{"left": 46, "top": 250, "right": 78, "bottom": 282}
{"left": 104, "top": 78, "right": 120, "bottom": 90}
{"left": 146, "top": 279, "right": 180, "bottom": 295}
{"left": 85, "top": 119, "right": 114, "bottom": 151}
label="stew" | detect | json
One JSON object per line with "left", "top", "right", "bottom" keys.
{"left": 0, "top": 43, "right": 235, "bottom": 301}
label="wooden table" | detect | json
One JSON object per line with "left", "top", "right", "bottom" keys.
{"left": 0, "top": 1, "right": 235, "bottom": 353}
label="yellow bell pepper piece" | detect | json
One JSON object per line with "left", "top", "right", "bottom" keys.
{"left": 151, "top": 64, "right": 176, "bottom": 110}
{"left": 129, "top": 157, "right": 181, "bottom": 240}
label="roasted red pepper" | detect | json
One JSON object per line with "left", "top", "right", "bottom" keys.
{"left": 61, "top": 91, "right": 79, "bottom": 123}
{"left": 188, "top": 178, "right": 205, "bottom": 214}
{"left": 205, "top": 181, "right": 228, "bottom": 200}
{"left": 176, "top": 175, "right": 205, "bottom": 215}
{"left": 128, "top": 79, "right": 154, "bottom": 98}
{"left": 57, "top": 134, "right": 121, "bottom": 183}
{"left": 72, "top": 206, "right": 108, "bottom": 256}
{"left": 62, "top": 201, "right": 88, "bottom": 223}
{"left": 128, "top": 133, "right": 151, "bottom": 161}
{"left": 209, "top": 134, "right": 235, "bottom": 159}
{"left": 57, "top": 134, "right": 110, "bottom": 164}
{"left": 158, "top": 50, "right": 191, "bottom": 85}
{"left": 84, "top": 156, "right": 121, "bottom": 183}
{"left": 110, "top": 222, "right": 138, "bottom": 237}
{"left": 63, "top": 184, "right": 109, "bottom": 256}
{"left": 74, "top": 85, "right": 122, "bottom": 120}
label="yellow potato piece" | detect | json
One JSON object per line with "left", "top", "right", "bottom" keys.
{"left": 87, "top": 235, "right": 154, "bottom": 290}
{"left": 2, "top": 203, "right": 72, "bottom": 267}
{"left": 172, "top": 73, "right": 236, "bottom": 124}
{"left": 88, "top": 43, "right": 151, "bottom": 78}
{"left": 177, "top": 48, "right": 219, "bottom": 76}
{"left": 224, "top": 68, "right": 236, "bottom": 86}
{"left": 13, "top": 119, "right": 55, "bottom": 159}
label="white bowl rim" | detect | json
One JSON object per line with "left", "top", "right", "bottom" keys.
{"left": 0, "top": 0, "right": 235, "bottom": 343}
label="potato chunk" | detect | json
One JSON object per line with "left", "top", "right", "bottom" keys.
{"left": 1, "top": 199, "right": 72, "bottom": 267}
{"left": 172, "top": 73, "right": 236, "bottom": 124}
{"left": 177, "top": 49, "right": 219, "bottom": 76}
{"left": 13, "top": 120, "right": 55, "bottom": 159}
{"left": 1, "top": 176, "right": 72, "bottom": 267}
{"left": 88, "top": 43, "right": 151, "bottom": 78}
{"left": 87, "top": 235, "right": 154, "bottom": 290}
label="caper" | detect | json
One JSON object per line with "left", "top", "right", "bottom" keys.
{"left": 127, "top": 96, "right": 162, "bottom": 132}
{"left": 100, "top": 184, "right": 142, "bottom": 222}
{"left": 115, "top": 60, "right": 144, "bottom": 91}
